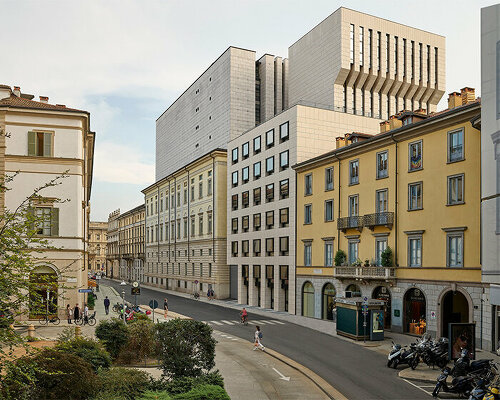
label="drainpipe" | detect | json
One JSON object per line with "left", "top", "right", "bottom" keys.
{"left": 211, "top": 154, "right": 215, "bottom": 263}
{"left": 390, "top": 134, "right": 399, "bottom": 267}
{"left": 335, "top": 155, "right": 341, "bottom": 251}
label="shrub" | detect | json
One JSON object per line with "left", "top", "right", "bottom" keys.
{"left": 132, "top": 313, "right": 151, "bottom": 322}
{"left": 138, "top": 391, "right": 172, "bottom": 400}
{"left": 172, "top": 384, "right": 230, "bottom": 400}
{"left": 96, "top": 367, "right": 150, "bottom": 400}
{"left": 95, "top": 318, "right": 129, "bottom": 359}
{"left": 148, "top": 371, "right": 224, "bottom": 395}
{"left": 119, "top": 318, "right": 156, "bottom": 364}
{"left": 56, "top": 337, "right": 111, "bottom": 371}
{"left": 381, "top": 247, "right": 393, "bottom": 267}
{"left": 56, "top": 326, "right": 75, "bottom": 342}
{"left": 156, "top": 319, "right": 216, "bottom": 379}
{"left": 334, "top": 250, "right": 346, "bottom": 266}
{"left": 87, "top": 293, "right": 96, "bottom": 309}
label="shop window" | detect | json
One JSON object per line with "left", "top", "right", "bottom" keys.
{"left": 302, "top": 282, "right": 315, "bottom": 318}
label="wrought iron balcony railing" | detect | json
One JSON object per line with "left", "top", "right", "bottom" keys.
{"left": 363, "top": 212, "right": 394, "bottom": 230}
{"left": 337, "top": 216, "right": 363, "bottom": 232}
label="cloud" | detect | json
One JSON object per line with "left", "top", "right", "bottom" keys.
{"left": 93, "top": 142, "right": 154, "bottom": 185}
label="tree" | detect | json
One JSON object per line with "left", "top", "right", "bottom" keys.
{"left": 55, "top": 337, "right": 112, "bottom": 372}
{"left": 156, "top": 319, "right": 216, "bottom": 379}
{"left": 95, "top": 318, "right": 129, "bottom": 359}
{"left": 119, "top": 318, "right": 156, "bottom": 364}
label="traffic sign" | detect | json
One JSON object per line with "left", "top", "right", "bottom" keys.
{"left": 194, "top": 280, "right": 199, "bottom": 284}
{"left": 149, "top": 299, "right": 159, "bottom": 309}
{"left": 78, "top": 289, "right": 93, "bottom": 293}
{"left": 131, "top": 287, "right": 141, "bottom": 295}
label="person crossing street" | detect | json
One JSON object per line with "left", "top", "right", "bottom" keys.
{"left": 253, "top": 326, "right": 265, "bottom": 351}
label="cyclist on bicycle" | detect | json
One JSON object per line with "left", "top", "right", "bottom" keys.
{"left": 240, "top": 308, "right": 248, "bottom": 324}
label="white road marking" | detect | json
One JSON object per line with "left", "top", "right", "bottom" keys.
{"left": 252, "top": 320, "right": 267, "bottom": 325}
{"left": 272, "top": 367, "right": 291, "bottom": 381}
{"left": 221, "top": 320, "right": 234, "bottom": 325}
{"left": 262, "top": 320, "right": 277, "bottom": 325}
{"left": 271, "top": 320, "right": 285, "bottom": 325}
{"left": 401, "top": 379, "right": 433, "bottom": 397}
{"left": 210, "top": 321, "right": 223, "bottom": 325}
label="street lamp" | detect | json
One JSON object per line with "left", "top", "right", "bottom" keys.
{"left": 121, "top": 290, "right": 126, "bottom": 323}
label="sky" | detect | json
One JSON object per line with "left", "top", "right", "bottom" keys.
{"left": 1, "top": 0, "right": 497, "bottom": 221}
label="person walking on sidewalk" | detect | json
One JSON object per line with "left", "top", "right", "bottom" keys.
{"left": 253, "top": 326, "right": 265, "bottom": 351}
{"left": 83, "top": 303, "right": 89, "bottom": 324}
{"left": 73, "top": 303, "right": 80, "bottom": 322}
{"left": 163, "top": 298, "right": 168, "bottom": 318}
{"left": 104, "top": 296, "right": 110, "bottom": 315}
{"left": 66, "top": 304, "right": 72, "bottom": 324}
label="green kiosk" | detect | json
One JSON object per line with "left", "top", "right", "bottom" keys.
{"left": 336, "top": 297, "right": 385, "bottom": 341}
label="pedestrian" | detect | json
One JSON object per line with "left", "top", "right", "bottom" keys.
{"left": 207, "top": 288, "right": 211, "bottom": 300}
{"left": 210, "top": 289, "right": 215, "bottom": 300}
{"left": 84, "top": 303, "right": 89, "bottom": 325}
{"left": 163, "top": 298, "right": 168, "bottom": 318}
{"left": 73, "top": 303, "right": 80, "bottom": 322}
{"left": 104, "top": 296, "right": 110, "bottom": 315}
{"left": 253, "top": 326, "right": 265, "bottom": 351}
{"left": 66, "top": 304, "right": 72, "bottom": 324}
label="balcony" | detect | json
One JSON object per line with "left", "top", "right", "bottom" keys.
{"left": 337, "top": 216, "right": 363, "bottom": 232}
{"left": 334, "top": 266, "right": 396, "bottom": 281}
{"left": 363, "top": 212, "right": 394, "bottom": 230}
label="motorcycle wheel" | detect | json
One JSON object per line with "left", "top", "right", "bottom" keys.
{"left": 410, "top": 358, "right": 419, "bottom": 370}
{"left": 431, "top": 382, "right": 441, "bottom": 398}
{"left": 436, "top": 358, "right": 447, "bottom": 369}
{"left": 392, "top": 359, "right": 399, "bottom": 369}
{"left": 387, "top": 359, "right": 393, "bottom": 368}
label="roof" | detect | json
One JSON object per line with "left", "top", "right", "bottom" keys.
{"left": 0, "top": 93, "right": 87, "bottom": 113}
{"left": 120, "top": 204, "right": 145, "bottom": 218}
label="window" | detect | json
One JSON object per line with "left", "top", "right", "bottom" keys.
{"left": 266, "top": 129, "right": 274, "bottom": 148}
{"left": 348, "top": 240, "right": 359, "bottom": 265}
{"left": 242, "top": 215, "right": 249, "bottom": 232}
{"left": 325, "top": 167, "right": 334, "bottom": 191}
{"left": 242, "top": 191, "right": 249, "bottom": 208}
{"left": 253, "top": 239, "right": 261, "bottom": 256}
{"left": 253, "top": 187, "right": 261, "bottom": 205}
{"left": 409, "top": 140, "right": 422, "bottom": 171}
{"left": 266, "top": 183, "right": 274, "bottom": 202}
{"left": 448, "top": 174, "right": 464, "bottom": 205}
{"left": 408, "top": 236, "right": 422, "bottom": 267}
{"left": 376, "top": 189, "right": 388, "bottom": 213}
{"left": 35, "top": 207, "right": 59, "bottom": 236}
{"left": 207, "top": 212, "right": 212, "bottom": 234}
{"left": 253, "top": 213, "right": 261, "bottom": 231}
{"left": 447, "top": 233, "right": 463, "bottom": 267}
{"left": 348, "top": 195, "right": 359, "bottom": 217}
{"left": 350, "top": 24, "right": 354, "bottom": 64}
{"left": 199, "top": 175, "right": 203, "bottom": 198}
{"left": 304, "top": 204, "right": 312, "bottom": 224}
{"left": 280, "top": 122, "right": 289, "bottom": 142}
{"left": 349, "top": 160, "right": 359, "bottom": 184}
{"left": 266, "top": 238, "right": 274, "bottom": 256}
{"left": 198, "top": 214, "right": 203, "bottom": 235}
{"left": 231, "top": 194, "right": 238, "bottom": 210}
{"left": 232, "top": 171, "right": 238, "bottom": 187}
{"left": 232, "top": 148, "right": 238, "bottom": 164}
{"left": 253, "top": 135, "right": 261, "bottom": 154}
{"left": 242, "top": 166, "right": 249, "bottom": 183}
{"left": 253, "top": 162, "right": 261, "bottom": 179}
{"left": 266, "top": 156, "right": 274, "bottom": 175}
{"left": 280, "top": 179, "right": 289, "bottom": 199}
{"left": 325, "top": 200, "right": 334, "bottom": 222}
{"left": 375, "top": 238, "right": 387, "bottom": 265}
{"left": 208, "top": 171, "right": 212, "bottom": 195}
{"left": 191, "top": 182, "right": 195, "bottom": 201}
{"left": 279, "top": 151, "right": 289, "bottom": 170}
{"left": 305, "top": 174, "right": 312, "bottom": 195}
{"left": 324, "top": 241, "right": 333, "bottom": 267}
{"left": 280, "top": 237, "right": 289, "bottom": 256}
{"left": 394, "top": 36, "right": 398, "bottom": 74}
{"left": 191, "top": 217, "right": 195, "bottom": 237}
{"left": 266, "top": 211, "right": 274, "bottom": 229}
{"left": 242, "top": 142, "right": 249, "bottom": 159}
{"left": 27, "top": 131, "right": 53, "bottom": 157}
{"left": 280, "top": 208, "right": 289, "bottom": 227}
{"left": 183, "top": 218, "right": 187, "bottom": 238}
{"left": 359, "top": 26, "right": 364, "bottom": 66}
{"left": 377, "top": 151, "right": 388, "bottom": 179}
{"left": 304, "top": 243, "right": 312, "bottom": 266}
{"left": 242, "top": 240, "right": 249, "bottom": 257}
{"left": 448, "top": 129, "right": 464, "bottom": 162}
{"left": 408, "top": 182, "right": 423, "bottom": 210}
{"left": 231, "top": 241, "right": 238, "bottom": 257}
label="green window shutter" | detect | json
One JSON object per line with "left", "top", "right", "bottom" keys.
{"left": 43, "top": 133, "right": 52, "bottom": 157}
{"left": 28, "top": 131, "right": 36, "bottom": 156}
{"left": 26, "top": 206, "right": 36, "bottom": 233}
{"left": 50, "top": 208, "right": 59, "bottom": 236}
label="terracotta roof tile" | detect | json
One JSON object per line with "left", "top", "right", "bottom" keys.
{"left": 0, "top": 94, "right": 87, "bottom": 113}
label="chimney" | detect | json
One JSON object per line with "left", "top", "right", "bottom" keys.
{"left": 448, "top": 92, "right": 461, "bottom": 109}
{"left": 461, "top": 87, "right": 475, "bottom": 105}
{"left": 39, "top": 96, "right": 49, "bottom": 103}
{"left": 379, "top": 120, "right": 390, "bottom": 133}
{"left": 336, "top": 137, "right": 346, "bottom": 149}
{"left": 389, "top": 115, "right": 402, "bottom": 131}
{"left": 13, "top": 86, "right": 21, "bottom": 97}
{"left": 56, "top": 104, "right": 66, "bottom": 108}
{"left": 415, "top": 108, "right": 427, "bottom": 116}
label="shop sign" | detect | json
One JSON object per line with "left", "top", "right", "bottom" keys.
{"left": 313, "top": 269, "right": 323, "bottom": 274}
{"left": 431, "top": 311, "right": 436, "bottom": 319}
{"left": 394, "top": 309, "right": 400, "bottom": 317}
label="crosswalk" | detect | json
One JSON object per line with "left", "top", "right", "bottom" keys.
{"left": 203, "top": 319, "right": 286, "bottom": 327}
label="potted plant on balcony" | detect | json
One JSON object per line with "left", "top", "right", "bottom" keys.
{"left": 353, "top": 258, "right": 362, "bottom": 267}
{"left": 381, "top": 247, "right": 393, "bottom": 268}
{"left": 364, "top": 259, "right": 370, "bottom": 267}
{"left": 334, "top": 250, "right": 346, "bottom": 267}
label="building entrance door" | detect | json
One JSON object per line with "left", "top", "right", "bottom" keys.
{"left": 404, "top": 288, "right": 426, "bottom": 334}
{"left": 441, "top": 290, "right": 469, "bottom": 337}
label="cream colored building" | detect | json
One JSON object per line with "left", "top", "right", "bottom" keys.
{"left": 0, "top": 84, "right": 95, "bottom": 318}
{"left": 143, "top": 150, "right": 228, "bottom": 297}
{"left": 106, "top": 209, "right": 120, "bottom": 278}
{"left": 89, "top": 221, "right": 107, "bottom": 273}
{"left": 118, "top": 205, "right": 145, "bottom": 283}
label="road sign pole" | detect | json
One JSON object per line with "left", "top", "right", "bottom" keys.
{"left": 122, "top": 290, "right": 126, "bottom": 323}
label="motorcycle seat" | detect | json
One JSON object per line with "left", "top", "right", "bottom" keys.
{"left": 471, "top": 359, "right": 491, "bottom": 369}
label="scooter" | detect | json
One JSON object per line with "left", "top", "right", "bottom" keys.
{"left": 387, "top": 342, "right": 418, "bottom": 369}
{"left": 432, "top": 367, "right": 475, "bottom": 398}
{"left": 452, "top": 348, "right": 492, "bottom": 378}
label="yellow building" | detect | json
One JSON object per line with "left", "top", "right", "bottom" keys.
{"left": 89, "top": 221, "right": 108, "bottom": 273}
{"left": 294, "top": 88, "right": 489, "bottom": 347}
{"left": 142, "top": 149, "right": 228, "bottom": 298}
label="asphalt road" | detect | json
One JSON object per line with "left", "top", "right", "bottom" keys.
{"left": 103, "top": 278, "right": 428, "bottom": 400}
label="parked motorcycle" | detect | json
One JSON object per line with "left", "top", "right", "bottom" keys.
{"left": 432, "top": 367, "right": 476, "bottom": 398}
{"left": 418, "top": 337, "right": 449, "bottom": 369}
{"left": 452, "top": 348, "right": 492, "bottom": 378}
{"left": 387, "top": 342, "right": 418, "bottom": 369}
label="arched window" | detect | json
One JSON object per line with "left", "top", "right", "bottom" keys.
{"left": 302, "top": 282, "right": 315, "bottom": 317}
{"left": 322, "top": 283, "right": 336, "bottom": 320}
{"left": 29, "top": 265, "right": 58, "bottom": 318}
{"left": 345, "top": 284, "right": 361, "bottom": 297}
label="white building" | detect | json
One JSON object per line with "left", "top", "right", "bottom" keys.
{"left": 0, "top": 85, "right": 94, "bottom": 318}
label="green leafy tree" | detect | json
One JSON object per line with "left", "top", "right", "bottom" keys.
{"left": 56, "top": 337, "right": 111, "bottom": 371}
{"left": 119, "top": 318, "right": 156, "bottom": 364}
{"left": 96, "top": 367, "right": 150, "bottom": 400}
{"left": 95, "top": 318, "right": 129, "bottom": 359}
{"left": 156, "top": 319, "right": 216, "bottom": 379}
{"left": 381, "top": 247, "right": 394, "bottom": 267}
{"left": 334, "top": 250, "right": 347, "bottom": 266}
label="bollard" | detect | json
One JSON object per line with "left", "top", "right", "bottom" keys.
{"left": 75, "top": 326, "right": 81, "bottom": 338}
{"left": 27, "top": 324, "right": 35, "bottom": 338}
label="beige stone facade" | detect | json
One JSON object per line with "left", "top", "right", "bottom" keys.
{"left": 143, "top": 150, "right": 228, "bottom": 298}
{"left": 0, "top": 84, "right": 94, "bottom": 318}
{"left": 89, "top": 221, "right": 107, "bottom": 273}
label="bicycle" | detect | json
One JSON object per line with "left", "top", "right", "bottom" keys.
{"left": 38, "top": 315, "right": 60, "bottom": 325}
{"left": 75, "top": 312, "right": 96, "bottom": 326}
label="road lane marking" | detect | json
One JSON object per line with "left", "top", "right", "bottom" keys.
{"left": 272, "top": 367, "right": 290, "bottom": 381}
{"left": 262, "top": 320, "right": 277, "bottom": 325}
{"left": 401, "top": 379, "right": 433, "bottom": 397}
{"left": 221, "top": 320, "right": 234, "bottom": 325}
{"left": 252, "top": 320, "right": 267, "bottom": 325}
{"left": 210, "top": 321, "right": 223, "bottom": 325}
{"left": 271, "top": 320, "right": 285, "bottom": 324}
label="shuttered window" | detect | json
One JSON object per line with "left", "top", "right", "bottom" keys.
{"left": 28, "top": 131, "right": 53, "bottom": 157}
